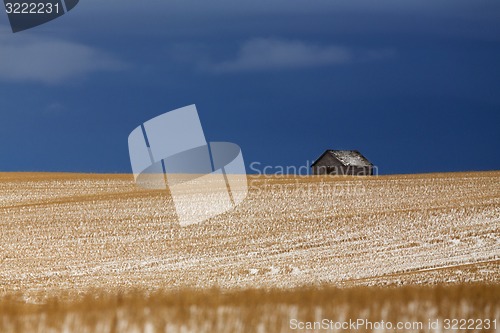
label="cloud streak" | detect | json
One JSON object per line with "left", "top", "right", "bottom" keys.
{"left": 203, "top": 38, "right": 394, "bottom": 73}
{"left": 0, "top": 30, "right": 126, "bottom": 84}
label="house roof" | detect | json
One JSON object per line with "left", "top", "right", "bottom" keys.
{"left": 311, "top": 150, "right": 373, "bottom": 167}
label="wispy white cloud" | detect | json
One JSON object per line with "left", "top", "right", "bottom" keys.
{"left": 0, "top": 30, "right": 127, "bottom": 84}
{"left": 203, "top": 38, "right": 394, "bottom": 73}
{"left": 206, "top": 38, "right": 351, "bottom": 73}
{"left": 44, "top": 101, "right": 66, "bottom": 115}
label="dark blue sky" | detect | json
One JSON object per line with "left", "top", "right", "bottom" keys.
{"left": 1, "top": 0, "right": 499, "bottom": 174}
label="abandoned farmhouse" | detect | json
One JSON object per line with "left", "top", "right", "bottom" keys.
{"left": 311, "top": 150, "right": 374, "bottom": 176}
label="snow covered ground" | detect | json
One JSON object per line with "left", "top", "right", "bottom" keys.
{"left": 0, "top": 171, "right": 498, "bottom": 299}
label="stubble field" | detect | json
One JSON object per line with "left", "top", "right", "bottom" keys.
{"left": 0, "top": 171, "right": 499, "bottom": 332}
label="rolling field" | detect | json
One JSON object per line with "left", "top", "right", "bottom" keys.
{"left": 0, "top": 171, "right": 499, "bottom": 332}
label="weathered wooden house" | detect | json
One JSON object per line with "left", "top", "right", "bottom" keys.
{"left": 311, "top": 150, "right": 374, "bottom": 176}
